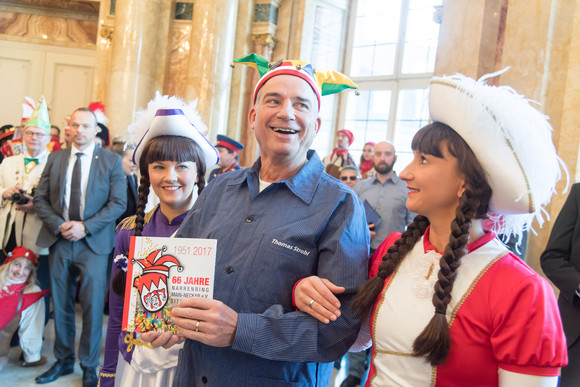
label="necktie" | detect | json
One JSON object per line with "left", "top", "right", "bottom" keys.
{"left": 24, "top": 157, "right": 39, "bottom": 166}
{"left": 130, "top": 174, "right": 138, "bottom": 192}
{"left": 128, "top": 174, "right": 138, "bottom": 201}
{"left": 69, "top": 153, "right": 83, "bottom": 221}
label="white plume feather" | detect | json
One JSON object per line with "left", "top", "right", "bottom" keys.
{"left": 442, "top": 72, "right": 569, "bottom": 242}
{"left": 130, "top": 91, "right": 207, "bottom": 145}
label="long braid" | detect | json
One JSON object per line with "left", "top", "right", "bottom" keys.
{"left": 412, "top": 190, "right": 479, "bottom": 365}
{"left": 353, "top": 215, "right": 430, "bottom": 322}
{"left": 196, "top": 170, "right": 206, "bottom": 196}
{"left": 133, "top": 174, "right": 151, "bottom": 237}
{"left": 111, "top": 174, "right": 150, "bottom": 297}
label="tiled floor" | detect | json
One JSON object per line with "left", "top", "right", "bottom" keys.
{"left": 0, "top": 304, "right": 355, "bottom": 386}
{"left": 0, "top": 304, "right": 108, "bottom": 387}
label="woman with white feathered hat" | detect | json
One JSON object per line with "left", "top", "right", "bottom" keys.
{"left": 98, "top": 93, "right": 218, "bottom": 387}
{"left": 293, "top": 70, "right": 569, "bottom": 386}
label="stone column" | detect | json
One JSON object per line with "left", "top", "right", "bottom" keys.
{"left": 106, "top": 0, "right": 172, "bottom": 138}
{"left": 501, "top": 0, "right": 580, "bottom": 274}
{"left": 435, "top": 0, "right": 506, "bottom": 78}
{"left": 185, "top": 0, "right": 238, "bottom": 142}
{"left": 226, "top": 0, "right": 253, "bottom": 153}
{"left": 91, "top": 0, "right": 113, "bottom": 104}
{"left": 238, "top": 0, "right": 281, "bottom": 166}
{"left": 436, "top": 0, "right": 580, "bottom": 272}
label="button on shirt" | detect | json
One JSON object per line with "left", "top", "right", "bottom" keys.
{"left": 175, "top": 150, "right": 369, "bottom": 386}
{"left": 355, "top": 173, "right": 415, "bottom": 250}
{"left": 63, "top": 143, "right": 95, "bottom": 221}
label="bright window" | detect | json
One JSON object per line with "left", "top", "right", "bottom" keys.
{"left": 343, "top": 0, "right": 442, "bottom": 171}
{"left": 310, "top": 0, "right": 347, "bottom": 157}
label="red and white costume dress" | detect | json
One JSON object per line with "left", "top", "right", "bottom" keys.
{"left": 0, "top": 280, "right": 48, "bottom": 363}
{"left": 363, "top": 229, "right": 567, "bottom": 386}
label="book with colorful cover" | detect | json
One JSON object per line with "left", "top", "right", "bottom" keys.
{"left": 121, "top": 236, "right": 217, "bottom": 333}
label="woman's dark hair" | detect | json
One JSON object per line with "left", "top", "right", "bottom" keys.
{"left": 359, "top": 143, "right": 373, "bottom": 166}
{"left": 352, "top": 122, "right": 492, "bottom": 365}
{"left": 112, "top": 135, "right": 207, "bottom": 296}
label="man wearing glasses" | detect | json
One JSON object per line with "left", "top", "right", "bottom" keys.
{"left": 0, "top": 97, "right": 52, "bottom": 363}
{"left": 0, "top": 97, "right": 51, "bottom": 266}
{"left": 339, "top": 165, "right": 360, "bottom": 189}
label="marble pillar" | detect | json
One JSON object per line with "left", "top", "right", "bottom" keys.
{"left": 237, "top": 0, "right": 281, "bottom": 166}
{"left": 437, "top": 0, "right": 580, "bottom": 273}
{"left": 502, "top": 0, "right": 579, "bottom": 274}
{"left": 165, "top": 23, "right": 192, "bottom": 98}
{"left": 106, "top": 0, "right": 172, "bottom": 139}
{"left": 185, "top": 0, "right": 237, "bottom": 143}
{"left": 91, "top": 0, "right": 114, "bottom": 105}
{"left": 435, "top": 0, "right": 505, "bottom": 78}
{"left": 226, "top": 0, "right": 253, "bottom": 160}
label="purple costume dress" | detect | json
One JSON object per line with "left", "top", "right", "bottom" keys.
{"left": 99, "top": 206, "right": 188, "bottom": 387}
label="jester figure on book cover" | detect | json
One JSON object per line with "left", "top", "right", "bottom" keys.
{"left": 122, "top": 236, "right": 216, "bottom": 333}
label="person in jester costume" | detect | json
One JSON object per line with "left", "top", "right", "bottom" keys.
{"left": 98, "top": 92, "right": 218, "bottom": 387}
{"left": 132, "top": 247, "right": 182, "bottom": 314}
{"left": 146, "top": 53, "right": 369, "bottom": 386}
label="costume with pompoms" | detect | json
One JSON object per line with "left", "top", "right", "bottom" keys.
{"left": 99, "top": 92, "right": 217, "bottom": 387}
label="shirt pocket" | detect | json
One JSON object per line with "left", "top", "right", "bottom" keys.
{"left": 245, "top": 234, "right": 316, "bottom": 311}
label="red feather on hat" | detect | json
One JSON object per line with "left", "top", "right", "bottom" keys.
{"left": 88, "top": 101, "right": 105, "bottom": 113}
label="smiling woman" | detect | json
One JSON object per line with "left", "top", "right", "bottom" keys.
{"left": 293, "top": 72, "right": 568, "bottom": 387}
{"left": 99, "top": 93, "right": 218, "bottom": 387}
{"left": 145, "top": 146, "right": 199, "bottom": 222}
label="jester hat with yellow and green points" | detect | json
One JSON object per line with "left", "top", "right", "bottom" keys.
{"left": 232, "top": 53, "right": 358, "bottom": 111}
{"left": 24, "top": 96, "right": 51, "bottom": 134}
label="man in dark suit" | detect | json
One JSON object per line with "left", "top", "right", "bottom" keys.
{"left": 541, "top": 182, "right": 580, "bottom": 387}
{"left": 33, "top": 107, "right": 126, "bottom": 387}
{"left": 113, "top": 142, "right": 138, "bottom": 223}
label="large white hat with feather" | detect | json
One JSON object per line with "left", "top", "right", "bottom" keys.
{"left": 132, "top": 92, "right": 219, "bottom": 169}
{"left": 429, "top": 69, "right": 568, "bottom": 238}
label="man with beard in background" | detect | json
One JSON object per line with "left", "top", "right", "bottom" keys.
{"left": 354, "top": 141, "right": 415, "bottom": 255}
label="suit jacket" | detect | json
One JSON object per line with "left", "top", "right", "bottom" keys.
{"left": 541, "top": 182, "right": 580, "bottom": 346}
{"left": 33, "top": 146, "right": 127, "bottom": 255}
{"left": 117, "top": 174, "right": 138, "bottom": 224}
{"left": 0, "top": 153, "right": 49, "bottom": 255}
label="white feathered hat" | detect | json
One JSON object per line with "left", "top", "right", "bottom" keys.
{"left": 429, "top": 69, "right": 568, "bottom": 237}
{"left": 132, "top": 92, "right": 219, "bottom": 169}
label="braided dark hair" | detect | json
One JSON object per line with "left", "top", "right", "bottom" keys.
{"left": 352, "top": 215, "right": 430, "bottom": 322}
{"left": 112, "top": 135, "right": 207, "bottom": 297}
{"left": 353, "top": 122, "right": 491, "bottom": 365}
{"left": 133, "top": 174, "right": 151, "bottom": 237}
{"left": 412, "top": 190, "right": 479, "bottom": 365}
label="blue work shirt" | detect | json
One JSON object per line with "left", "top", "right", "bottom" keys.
{"left": 174, "top": 150, "right": 369, "bottom": 386}
{"left": 355, "top": 173, "right": 415, "bottom": 250}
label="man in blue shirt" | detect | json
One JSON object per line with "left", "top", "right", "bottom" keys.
{"left": 148, "top": 54, "right": 369, "bottom": 386}
{"left": 355, "top": 141, "right": 415, "bottom": 254}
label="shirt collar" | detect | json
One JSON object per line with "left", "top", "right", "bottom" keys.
{"left": 24, "top": 149, "right": 48, "bottom": 161}
{"left": 371, "top": 172, "right": 400, "bottom": 185}
{"left": 71, "top": 142, "right": 96, "bottom": 160}
{"left": 154, "top": 205, "right": 189, "bottom": 226}
{"left": 423, "top": 225, "right": 496, "bottom": 254}
{"left": 230, "top": 149, "right": 324, "bottom": 204}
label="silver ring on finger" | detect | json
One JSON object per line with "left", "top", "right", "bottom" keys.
{"left": 309, "top": 299, "right": 315, "bottom": 308}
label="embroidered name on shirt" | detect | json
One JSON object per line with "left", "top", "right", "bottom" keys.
{"left": 272, "top": 238, "right": 311, "bottom": 256}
